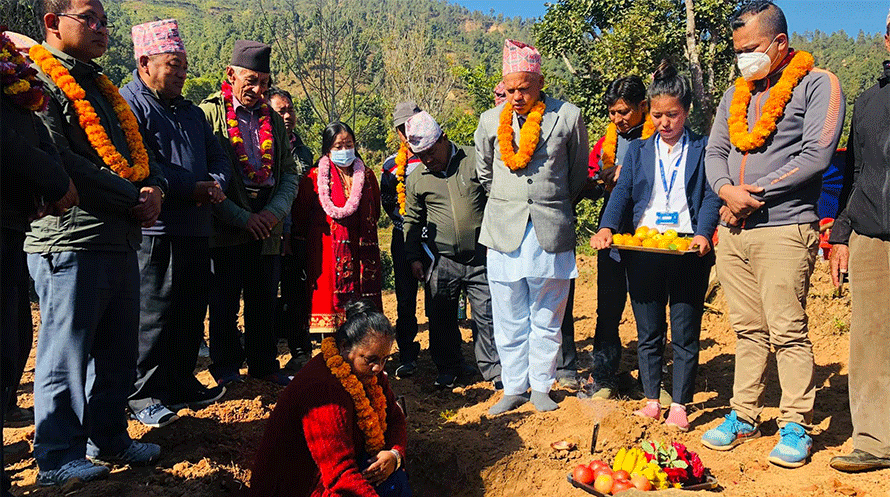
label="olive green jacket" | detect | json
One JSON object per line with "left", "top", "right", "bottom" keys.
{"left": 25, "top": 43, "right": 167, "bottom": 254}
{"left": 200, "top": 91, "right": 299, "bottom": 255}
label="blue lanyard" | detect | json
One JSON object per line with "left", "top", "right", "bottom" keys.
{"left": 656, "top": 132, "right": 687, "bottom": 206}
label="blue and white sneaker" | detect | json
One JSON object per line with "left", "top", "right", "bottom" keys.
{"left": 701, "top": 411, "right": 761, "bottom": 451}
{"left": 768, "top": 423, "right": 812, "bottom": 468}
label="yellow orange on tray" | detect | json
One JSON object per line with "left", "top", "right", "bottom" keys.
{"left": 609, "top": 227, "right": 695, "bottom": 253}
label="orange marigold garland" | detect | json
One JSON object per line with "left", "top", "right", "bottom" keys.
{"left": 727, "top": 50, "right": 814, "bottom": 152}
{"left": 394, "top": 143, "right": 408, "bottom": 216}
{"left": 498, "top": 100, "right": 546, "bottom": 171}
{"left": 321, "top": 337, "right": 388, "bottom": 454}
{"left": 600, "top": 116, "right": 656, "bottom": 171}
{"left": 29, "top": 44, "right": 149, "bottom": 182}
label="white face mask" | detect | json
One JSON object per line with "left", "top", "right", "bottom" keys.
{"left": 330, "top": 148, "right": 356, "bottom": 167}
{"left": 737, "top": 38, "right": 777, "bottom": 81}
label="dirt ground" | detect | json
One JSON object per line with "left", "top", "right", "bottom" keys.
{"left": 4, "top": 254, "right": 889, "bottom": 496}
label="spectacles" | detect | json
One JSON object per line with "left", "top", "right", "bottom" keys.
{"left": 55, "top": 13, "right": 114, "bottom": 32}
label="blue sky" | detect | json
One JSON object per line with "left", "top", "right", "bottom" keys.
{"left": 453, "top": 1, "right": 890, "bottom": 36}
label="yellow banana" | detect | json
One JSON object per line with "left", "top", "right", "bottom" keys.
{"left": 621, "top": 449, "right": 637, "bottom": 473}
{"left": 612, "top": 447, "right": 627, "bottom": 472}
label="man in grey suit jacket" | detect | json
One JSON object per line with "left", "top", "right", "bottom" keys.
{"left": 475, "top": 39, "right": 589, "bottom": 415}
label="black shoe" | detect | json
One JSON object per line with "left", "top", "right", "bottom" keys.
{"left": 830, "top": 449, "right": 890, "bottom": 472}
{"left": 457, "top": 363, "right": 478, "bottom": 379}
{"left": 169, "top": 385, "right": 226, "bottom": 411}
{"left": 395, "top": 361, "right": 417, "bottom": 379}
{"left": 434, "top": 373, "right": 457, "bottom": 389}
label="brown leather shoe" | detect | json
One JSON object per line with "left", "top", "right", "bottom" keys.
{"left": 830, "top": 449, "right": 890, "bottom": 473}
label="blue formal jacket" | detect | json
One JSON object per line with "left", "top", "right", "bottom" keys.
{"left": 600, "top": 129, "right": 721, "bottom": 243}
{"left": 121, "top": 70, "right": 231, "bottom": 237}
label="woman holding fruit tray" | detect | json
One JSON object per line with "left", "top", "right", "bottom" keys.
{"left": 590, "top": 60, "right": 721, "bottom": 431}
{"left": 250, "top": 300, "right": 410, "bottom": 497}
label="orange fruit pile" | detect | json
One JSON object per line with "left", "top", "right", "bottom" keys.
{"left": 611, "top": 227, "right": 693, "bottom": 252}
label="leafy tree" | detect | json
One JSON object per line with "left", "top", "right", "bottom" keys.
{"left": 534, "top": 0, "right": 739, "bottom": 135}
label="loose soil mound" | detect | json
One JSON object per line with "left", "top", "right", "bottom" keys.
{"left": 5, "top": 256, "right": 889, "bottom": 496}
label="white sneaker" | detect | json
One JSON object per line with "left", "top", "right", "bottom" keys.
{"left": 37, "top": 458, "right": 110, "bottom": 486}
{"left": 133, "top": 403, "right": 179, "bottom": 428}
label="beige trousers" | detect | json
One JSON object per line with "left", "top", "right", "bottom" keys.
{"left": 716, "top": 223, "right": 818, "bottom": 429}
{"left": 848, "top": 232, "right": 890, "bottom": 457}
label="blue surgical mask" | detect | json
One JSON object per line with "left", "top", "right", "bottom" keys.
{"left": 330, "top": 148, "right": 356, "bottom": 167}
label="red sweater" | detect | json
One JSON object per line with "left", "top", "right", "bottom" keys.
{"left": 249, "top": 354, "right": 407, "bottom": 496}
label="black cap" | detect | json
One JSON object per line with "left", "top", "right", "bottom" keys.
{"left": 230, "top": 40, "right": 271, "bottom": 73}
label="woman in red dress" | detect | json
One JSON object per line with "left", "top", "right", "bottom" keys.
{"left": 250, "top": 300, "right": 410, "bottom": 496}
{"left": 293, "top": 122, "right": 383, "bottom": 334}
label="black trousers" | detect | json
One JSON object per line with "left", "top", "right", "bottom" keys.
{"left": 589, "top": 248, "right": 628, "bottom": 387}
{"left": 625, "top": 251, "right": 712, "bottom": 405}
{"left": 425, "top": 255, "right": 500, "bottom": 380}
{"left": 130, "top": 235, "right": 211, "bottom": 410}
{"left": 2, "top": 231, "right": 32, "bottom": 414}
{"left": 278, "top": 238, "right": 311, "bottom": 356}
{"left": 391, "top": 232, "right": 419, "bottom": 364}
{"left": 2, "top": 228, "right": 27, "bottom": 493}
{"left": 209, "top": 240, "right": 280, "bottom": 380}
{"left": 557, "top": 280, "right": 578, "bottom": 377}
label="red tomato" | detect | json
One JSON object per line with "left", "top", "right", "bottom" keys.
{"left": 611, "top": 480, "right": 635, "bottom": 494}
{"left": 593, "top": 474, "right": 614, "bottom": 495}
{"left": 613, "top": 470, "right": 630, "bottom": 481}
{"left": 588, "top": 460, "right": 608, "bottom": 472}
{"left": 630, "top": 474, "right": 653, "bottom": 491}
{"left": 573, "top": 464, "right": 595, "bottom": 485}
{"left": 593, "top": 466, "right": 613, "bottom": 480}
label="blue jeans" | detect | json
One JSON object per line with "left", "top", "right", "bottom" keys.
{"left": 28, "top": 250, "right": 139, "bottom": 470}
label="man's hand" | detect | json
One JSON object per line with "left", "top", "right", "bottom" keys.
{"left": 39, "top": 179, "right": 80, "bottom": 218}
{"left": 194, "top": 181, "right": 226, "bottom": 206}
{"left": 829, "top": 244, "right": 849, "bottom": 288}
{"left": 131, "top": 186, "right": 163, "bottom": 228}
{"left": 246, "top": 213, "right": 274, "bottom": 240}
{"left": 590, "top": 228, "right": 614, "bottom": 250}
{"left": 362, "top": 450, "right": 398, "bottom": 486}
{"left": 599, "top": 165, "right": 621, "bottom": 190}
{"left": 691, "top": 235, "right": 712, "bottom": 257}
{"left": 410, "top": 261, "right": 425, "bottom": 281}
{"left": 718, "top": 184, "right": 765, "bottom": 219}
{"left": 719, "top": 205, "right": 742, "bottom": 227}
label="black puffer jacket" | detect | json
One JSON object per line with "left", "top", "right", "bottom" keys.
{"left": 830, "top": 61, "right": 890, "bottom": 244}
{"left": 1, "top": 95, "right": 70, "bottom": 233}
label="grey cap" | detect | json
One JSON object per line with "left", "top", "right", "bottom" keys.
{"left": 393, "top": 101, "right": 421, "bottom": 128}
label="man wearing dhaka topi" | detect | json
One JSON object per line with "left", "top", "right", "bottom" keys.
{"left": 475, "top": 39, "right": 588, "bottom": 415}
{"left": 701, "top": 0, "right": 844, "bottom": 468}
{"left": 121, "top": 19, "right": 231, "bottom": 428}
{"left": 26, "top": 0, "right": 168, "bottom": 486}
{"left": 200, "top": 40, "right": 299, "bottom": 388}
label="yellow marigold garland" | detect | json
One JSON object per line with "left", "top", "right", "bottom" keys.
{"left": 29, "top": 44, "right": 149, "bottom": 181}
{"left": 497, "top": 100, "right": 546, "bottom": 171}
{"left": 321, "top": 337, "right": 388, "bottom": 454}
{"left": 727, "top": 50, "right": 814, "bottom": 152}
{"left": 394, "top": 143, "right": 408, "bottom": 216}
{"left": 600, "top": 116, "right": 656, "bottom": 171}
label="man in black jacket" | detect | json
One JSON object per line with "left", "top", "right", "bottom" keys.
{"left": 827, "top": 14, "right": 890, "bottom": 473}
{"left": 1, "top": 32, "right": 78, "bottom": 495}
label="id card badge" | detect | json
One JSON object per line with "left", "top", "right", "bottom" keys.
{"left": 655, "top": 211, "right": 679, "bottom": 226}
